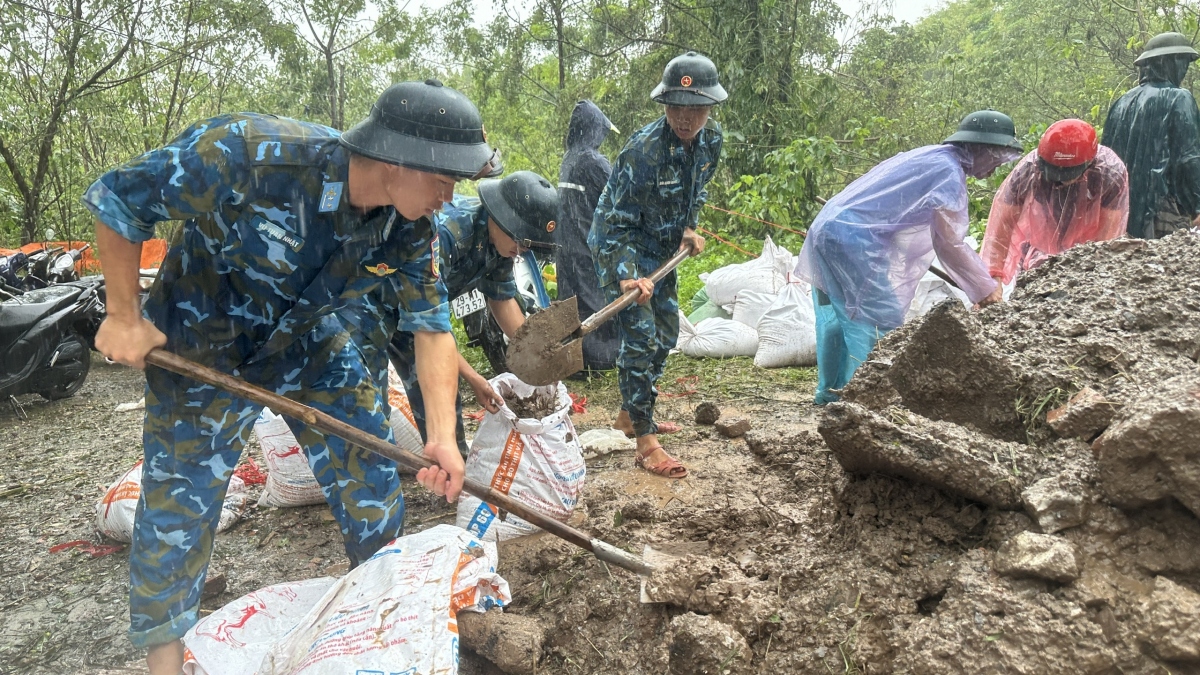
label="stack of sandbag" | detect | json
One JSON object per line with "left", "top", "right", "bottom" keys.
{"left": 96, "top": 461, "right": 248, "bottom": 542}
{"left": 256, "top": 365, "right": 425, "bottom": 508}
{"left": 754, "top": 281, "right": 818, "bottom": 367}
{"left": 678, "top": 312, "right": 760, "bottom": 358}
{"left": 457, "top": 373, "right": 586, "bottom": 542}
{"left": 182, "top": 524, "right": 510, "bottom": 675}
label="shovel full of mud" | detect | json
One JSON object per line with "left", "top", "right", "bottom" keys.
{"left": 507, "top": 247, "right": 691, "bottom": 385}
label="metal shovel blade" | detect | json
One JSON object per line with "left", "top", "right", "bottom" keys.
{"left": 506, "top": 296, "right": 584, "bottom": 386}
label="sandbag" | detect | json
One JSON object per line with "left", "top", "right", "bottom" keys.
{"left": 904, "top": 269, "right": 971, "bottom": 322}
{"left": 97, "top": 461, "right": 247, "bottom": 543}
{"left": 754, "top": 281, "right": 818, "bottom": 368}
{"left": 704, "top": 236, "right": 793, "bottom": 309}
{"left": 457, "top": 374, "right": 586, "bottom": 542}
{"left": 678, "top": 315, "right": 760, "bottom": 358}
{"left": 256, "top": 374, "right": 424, "bottom": 508}
{"left": 731, "top": 289, "right": 779, "bottom": 329}
{"left": 183, "top": 525, "right": 510, "bottom": 675}
{"left": 255, "top": 409, "right": 325, "bottom": 508}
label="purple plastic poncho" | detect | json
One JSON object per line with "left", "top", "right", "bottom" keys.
{"left": 794, "top": 144, "right": 1004, "bottom": 329}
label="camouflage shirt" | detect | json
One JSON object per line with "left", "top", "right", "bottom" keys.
{"left": 339, "top": 194, "right": 516, "bottom": 361}
{"left": 82, "top": 112, "right": 449, "bottom": 373}
{"left": 589, "top": 116, "right": 722, "bottom": 287}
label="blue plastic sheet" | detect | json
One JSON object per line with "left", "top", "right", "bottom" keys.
{"left": 795, "top": 144, "right": 1012, "bottom": 329}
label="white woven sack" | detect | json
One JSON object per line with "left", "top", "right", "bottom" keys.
{"left": 386, "top": 362, "right": 424, "bottom": 454}
{"left": 255, "top": 408, "right": 325, "bottom": 508}
{"left": 731, "top": 289, "right": 779, "bottom": 329}
{"left": 183, "top": 525, "right": 510, "bottom": 675}
{"left": 456, "top": 374, "right": 585, "bottom": 542}
{"left": 680, "top": 317, "right": 760, "bottom": 358}
{"left": 754, "top": 281, "right": 818, "bottom": 368}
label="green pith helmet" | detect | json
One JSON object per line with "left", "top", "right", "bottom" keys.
{"left": 478, "top": 171, "right": 560, "bottom": 250}
{"left": 340, "top": 79, "right": 502, "bottom": 179}
{"left": 943, "top": 110, "right": 1023, "bottom": 150}
{"left": 1134, "top": 32, "right": 1199, "bottom": 65}
{"left": 650, "top": 51, "right": 728, "bottom": 107}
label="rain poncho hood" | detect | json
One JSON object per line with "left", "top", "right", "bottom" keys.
{"left": 556, "top": 100, "right": 619, "bottom": 369}
{"left": 1101, "top": 59, "right": 1200, "bottom": 239}
{"left": 981, "top": 146, "right": 1129, "bottom": 284}
{"left": 794, "top": 144, "right": 1001, "bottom": 329}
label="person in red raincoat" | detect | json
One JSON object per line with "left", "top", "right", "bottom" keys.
{"left": 981, "top": 119, "right": 1129, "bottom": 285}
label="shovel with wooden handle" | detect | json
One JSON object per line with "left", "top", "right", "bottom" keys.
{"left": 506, "top": 246, "right": 692, "bottom": 386}
{"left": 143, "top": 349, "right": 655, "bottom": 576}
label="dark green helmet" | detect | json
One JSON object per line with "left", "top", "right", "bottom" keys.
{"left": 478, "top": 171, "right": 560, "bottom": 250}
{"left": 340, "top": 79, "right": 502, "bottom": 179}
{"left": 943, "top": 110, "right": 1023, "bottom": 150}
{"left": 651, "top": 51, "right": 728, "bottom": 107}
{"left": 1135, "top": 32, "right": 1198, "bottom": 65}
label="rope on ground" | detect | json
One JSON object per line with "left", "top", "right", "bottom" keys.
{"left": 659, "top": 375, "right": 700, "bottom": 399}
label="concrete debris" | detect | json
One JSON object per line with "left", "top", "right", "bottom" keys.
{"left": 577, "top": 428, "right": 635, "bottom": 458}
{"left": 993, "top": 531, "right": 1080, "bottom": 584}
{"left": 1046, "top": 387, "right": 1121, "bottom": 440}
{"left": 1022, "top": 474, "right": 1089, "bottom": 533}
{"left": 1093, "top": 372, "right": 1200, "bottom": 519}
{"left": 694, "top": 401, "right": 721, "bottom": 425}
{"left": 819, "top": 402, "right": 1028, "bottom": 508}
{"left": 1136, "top": 576, "right": 1200, "bottom": 663}
{"left": 714, "top": 417, "right": 751, "bottom": 438}
{"left": 667, "top": 612, "right": 751, "bottom": 675}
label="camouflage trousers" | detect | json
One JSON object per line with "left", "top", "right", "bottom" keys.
{"left": 130, "top": 326, "right": 402, "bottom": 648}
{"left": 386, "top": 331, "right": 469, "bottom": 457}
{"left": 605, "top": 271, "right": 679, "bottom": 437}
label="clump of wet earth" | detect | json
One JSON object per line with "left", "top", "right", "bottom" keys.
{"left": 5, "top": 233, "right": 1200, "bottom": 674}
{"left": 504, "top": 388, "right": 560, "bottom": 420}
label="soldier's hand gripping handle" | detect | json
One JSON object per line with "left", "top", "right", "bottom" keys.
{"left": 93, "top": 223, "right": 167, "bottom": 369}
{"left": 681, "top": 227, "right": 706, "bottom": 256}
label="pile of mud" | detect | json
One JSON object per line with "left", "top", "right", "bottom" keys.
{"left": 462, "top": 233, "right": 1200, "bottom": 675}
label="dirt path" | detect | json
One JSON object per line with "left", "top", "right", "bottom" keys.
{"left": 0, "top": 355, "right": 814, "bottom": 674}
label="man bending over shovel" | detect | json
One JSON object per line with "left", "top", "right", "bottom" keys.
{"left": 795, "top": 110, "right": 1019, "bottom": 406}
{"left": 589, "top": 51, "right": 727, "bottom": 479}
{"left": 337, "top": 171, "right": 560, "bottom": 457}
{"left": 84, "top": 80, "right": 496, "bottom": 674}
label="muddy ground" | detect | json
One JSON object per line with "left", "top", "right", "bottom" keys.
{"left": 4, "top": 233, "right": 1200, "bottom": 675}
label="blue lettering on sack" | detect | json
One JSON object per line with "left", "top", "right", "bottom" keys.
{"left": 252, "top": 216, "right": 304, "bottom": 252}
{"left": 466, "top": 502, "right": 496, "bottom": 538}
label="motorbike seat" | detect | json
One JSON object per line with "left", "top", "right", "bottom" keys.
{"left": 0, "top": 285, "right": 83, "bottom": 348}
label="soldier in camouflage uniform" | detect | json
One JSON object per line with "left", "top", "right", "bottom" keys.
{"left": 85, "top": 80, "right": 498, "bottom": 674}
{"left": 589, "top": 52, "right": 726, "bottom": 479}
{"left": 380, "top": 172, "right": 560, "bottom": 455}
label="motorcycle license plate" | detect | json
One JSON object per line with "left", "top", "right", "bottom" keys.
{"left": 451, "top": 289, "right": 486, "bottom": 319}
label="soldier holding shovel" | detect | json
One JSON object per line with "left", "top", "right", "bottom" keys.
{"left": 589, "top": 51, "right": 727, "bottom": 479}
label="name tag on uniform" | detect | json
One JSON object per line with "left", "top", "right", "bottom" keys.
{"left": 657, "top": 179, "right": 681, "bottom": 187}
{"left": 252, "top": 216, "right": 304, "bottom": 252}
{"left": 319, "top": 182, "right": 344, "bottom": 212}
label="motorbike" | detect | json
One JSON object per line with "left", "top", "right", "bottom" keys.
{"left": 459, "top": 251, "right": 552, "bottom": 375}
{"left": 0, "top": 275, "right": 106, "bottom": 413}
{"left": 0, "top": 250, "right": 30, "bottom": 292}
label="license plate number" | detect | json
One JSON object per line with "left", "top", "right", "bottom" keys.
{"left": 452, "top": 289, "right": 486, "bottom": 318}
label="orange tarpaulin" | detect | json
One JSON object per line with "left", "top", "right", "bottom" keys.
{"left": 0, "top": 239, "right": 168, "bottom": 274}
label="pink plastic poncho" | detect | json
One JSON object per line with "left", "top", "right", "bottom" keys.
{"left": 981, "top": 146, "right": 1129, "bottom": 284}
{"left": 794, "top": 144, "right": 1004, "bottom": 329}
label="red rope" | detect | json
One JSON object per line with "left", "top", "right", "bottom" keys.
{"left": 569, "top": 393, "right": 588, "bottom": 415}
{"left": 705, "top": 203, "right": 808, "bottom": 238}
{"left": 233, "top": 457, "right": 267, "bottom": 486}
{"left": 696, "top": 227, "right": 756, "bottom": 257}
{"left": 50, "top": 540, "right": 125, "bottom": 557}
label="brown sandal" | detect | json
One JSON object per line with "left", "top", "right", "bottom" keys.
{"left": 654, "top": 421, "right": 682, "bottom": 435}
{"left": 635, "top": 446, "right": 688, "bottom": 479}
